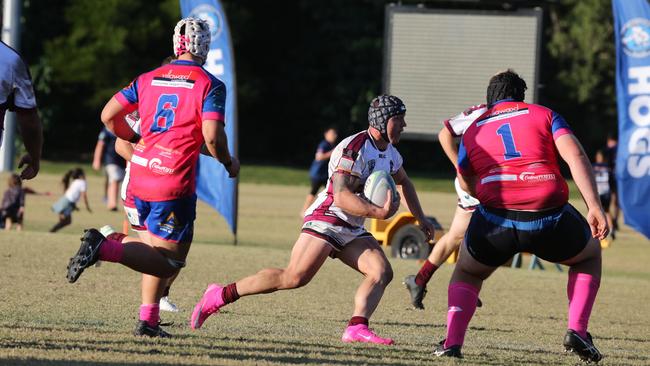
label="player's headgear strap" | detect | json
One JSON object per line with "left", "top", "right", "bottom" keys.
{"left": 368, "top": 95, "right": 406, "bottom": 141}
{"left": 173, "top": 17, "right": 211, "bottom": 63}
{"left": 486, "top": 69, "right": 527, "bottom": 106}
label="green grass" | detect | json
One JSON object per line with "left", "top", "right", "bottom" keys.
{"left": 0, "top": 171, "right": 648, "bottom": 365}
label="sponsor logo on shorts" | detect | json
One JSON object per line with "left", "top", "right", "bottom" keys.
{"left": 159, "top": 212, "right": 178, "bottom": 234}
{"left": 518, "top": 172, "right": 556, "bottom": 182}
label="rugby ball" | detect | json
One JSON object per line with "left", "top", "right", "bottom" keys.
{"left": 363, "top": 170, "right": 399, "bottom": 208}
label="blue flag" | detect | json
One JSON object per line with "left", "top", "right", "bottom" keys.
{"left": 613, "top": 0, "right": 650, "bottom": 239}
{"left": 181, "top": 0, "right": 238, "bottom": 236}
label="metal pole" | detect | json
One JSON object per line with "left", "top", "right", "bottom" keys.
{"left": 0, "top": 0, "right": 21, "bottom": 172}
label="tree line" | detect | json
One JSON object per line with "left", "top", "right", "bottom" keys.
{"left": 18, "top": 0, "right": 615, "bottom": 173}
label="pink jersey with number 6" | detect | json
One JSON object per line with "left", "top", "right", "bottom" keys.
{"left": 114, "top": 59, "right": 226, "bottom": 201}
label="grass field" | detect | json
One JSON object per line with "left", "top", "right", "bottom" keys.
{"left": 0, "top": 169, "right": 649, "bottom": 365}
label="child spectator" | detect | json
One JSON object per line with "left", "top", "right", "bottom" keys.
{"left": 1, "top": 174, "right": 25, "bottom": 231}
{"left": 50, "top": 168, "right": 92, "bottom": 232}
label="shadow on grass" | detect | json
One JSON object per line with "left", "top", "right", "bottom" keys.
{"left": 1, "top": 329, "right": 433, "bottom": 366}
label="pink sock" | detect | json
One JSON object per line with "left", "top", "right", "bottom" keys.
{"left": 139, "top": 303, "right": 160, "bottom": 327}
{"left": 98, "top": 239, "right": 123, "bottom": 263}
{"left": 567, "top": 272, "right": 600, "bottom": 338}
{"left": 445, "top": 282, "right": 479, "bottom": 348}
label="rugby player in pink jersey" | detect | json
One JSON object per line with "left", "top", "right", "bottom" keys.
{"left": 434, "top": 70, "right": 607, "bottom": 363}
{"left": 191, "top": 95, "right": 436, "bottom": 345}
{"left": 65, "top": 18, "right": 239, "bottom": 338}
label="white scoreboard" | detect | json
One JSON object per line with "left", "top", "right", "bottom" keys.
{"left": 384, "top": 6, "right": 542, "bottom": 140}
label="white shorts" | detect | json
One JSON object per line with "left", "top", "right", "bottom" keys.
{"left": 454, "top": 177, "right": 480, "bottom": 211}
{"left": 105, "top": 164, "right": 126, "bottom": 183}
{"left": 301, "top": 220, "right": 373, "bottom": 252}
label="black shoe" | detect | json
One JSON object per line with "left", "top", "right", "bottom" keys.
{"left": 434, "top": 339, "right": 462, "bottom": 358}
{"left": 403, "top": 275, "right": 427, "bottom": 310}
{"left": 563, "top": 330, "right": 603, "bottom": 363}
{"left": 133, "top": 320, "right": 172, "bottom": 338}
{"left": 66, "top": 229, "right": 105, "bottom": 283}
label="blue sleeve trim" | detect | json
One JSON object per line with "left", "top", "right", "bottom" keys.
{"left": 551, "top": 112, "right": 571, "bottom": 134}
{"left": 202, "top": 75, "right": 226, "bottom": 115}
{"left": 120, "top": 78, "right": 139, "bottom": 104}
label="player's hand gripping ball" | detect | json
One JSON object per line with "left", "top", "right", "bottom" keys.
{"left": 363, "top": 170, "right": 400, "bottom": 218}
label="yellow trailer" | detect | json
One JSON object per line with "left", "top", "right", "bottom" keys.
{"left": 368, "top": 212, "right": 444, "bottom": 260}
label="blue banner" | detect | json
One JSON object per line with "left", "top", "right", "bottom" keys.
{"left": 613, "top": 0, "right": 650, "bottom": 239}
{"left": 181, "top": 0, "right": 238, "bottom": 236}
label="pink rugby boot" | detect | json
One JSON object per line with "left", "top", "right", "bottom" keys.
{"left": 190, "top": 284, "right": 225, "bottom": 330}
{"left": 341, "top": 324, "right": 394, "bottom": 345}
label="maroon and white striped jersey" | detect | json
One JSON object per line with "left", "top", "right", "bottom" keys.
{"left": 304, "top": 131, "right": 403, "bottom": 228}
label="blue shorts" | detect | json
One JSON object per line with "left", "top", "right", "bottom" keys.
{"left": 134, "top": 194, "right": 197, "bottom": 243}
{"left": 465, "top": 204, "right": 591, "bottom": 267}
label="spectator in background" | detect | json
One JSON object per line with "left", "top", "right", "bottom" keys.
{"left": 603, "top": 134, "right": 619, "bottom": 234}
{"left": 301, "top": 127, "right": 338, "bottom": 216}
{"left": 93, "top": 127, "right": 126, "bottom": 211}
{"left": 593, "top": 150, "right": 614, "bottom": 241}
{"left": 1, "top": 173, "right": 24, "bottom": 231}
{"left": 50, "top": 168, "right": 91, "bottom": 232}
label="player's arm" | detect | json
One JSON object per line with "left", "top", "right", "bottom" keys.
{"left": 14, "top": 108, "right": 42, "bottom": 180}
{"left": 100, "top": 97, "right": 140, "bottom": 143}
{"left": 332, "top": 172, "right": 397, "bottom": 219}
{"left": 201, "top": 120, "right": 239, "bottom": 178}
{"left": 438, "top": 127, "right": 459, "bottom": 168}
{"left": 555, "top": 134, "right": 608, "bottom": 239}
{"left": 393, "top": 167, "right": 435, "bottom": 241}
{"left": 115, "top": 138, "right": 134, "bottom": 162}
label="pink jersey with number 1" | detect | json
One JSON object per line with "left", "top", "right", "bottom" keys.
{"left": 114, "top": 60, "right": 226, "bottom": 202}
{"left": 458, "top": 99, "right": 573, "bottom": 210}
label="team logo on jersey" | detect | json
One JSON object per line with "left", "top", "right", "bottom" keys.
{"left": 148, "top": 158, "right": 175, "bottom": 175}
{"left": 622, "top": 18, "right": 650, "bottom": 58}
{"left": 190, "top": 4, "right": 223, "bottom": 41}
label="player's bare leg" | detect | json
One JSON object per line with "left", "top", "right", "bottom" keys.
{"left": 190, "top": 233, "right": 331, "bottom": 329}
{"left": 337, "top": 236, "right": 395, "bottom": 345}
{"left": 66, "top": 228, "right": 188, "bottom": 282}
{"left": 405, "top": 206, "right": 472, "bottom": 309}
